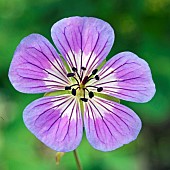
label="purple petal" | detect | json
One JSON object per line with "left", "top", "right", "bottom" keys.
{"left": 84, "top": 97, "right": 142, "bottom": 151}
{"left": 23, "top": 95, "right": 83, "bottom": 152}
{"left": 51, "top": 16, "right": 114, "bottom": 75}
{"left": 9, "top": 34, "right": 70, "bottom": 93}
{"left": 91, "top": 52, "right": 156, "bottom": 103}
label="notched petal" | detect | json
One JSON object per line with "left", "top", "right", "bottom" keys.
{"left": 23, "top": 95, "right": 83, "bottom": 152}
{"left": 84, "top": 97, "right": 142, "bottom": 151}
{"left": 91, "top": 52, "right": 156, "bottom": 103}
{"left": 9, "top": 34, "right": 69, "bottom": 94}
{"left": 51, "top": 17, "right": 114, "bottom": 75}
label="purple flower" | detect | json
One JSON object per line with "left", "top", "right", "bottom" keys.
{"left": 8, "top": 17, "right": 155, "bottom": 152}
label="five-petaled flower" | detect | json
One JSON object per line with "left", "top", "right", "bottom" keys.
{"left": 8, "top": 17, "right": 155, "bottom": 152}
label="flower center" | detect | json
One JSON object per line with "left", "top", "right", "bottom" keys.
{"left": 65, "top": 67, "right": 103, "bottom": 102}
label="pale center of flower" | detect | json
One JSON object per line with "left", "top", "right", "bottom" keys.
{"left": 65, "top": 67, "right": 103, "bottom": 102}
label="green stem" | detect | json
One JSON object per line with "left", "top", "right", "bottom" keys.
{"left": 73, "top": 150, "right": 83, "bottom": 170}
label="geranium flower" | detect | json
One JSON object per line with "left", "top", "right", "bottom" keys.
{"left": 8, "top": 16, "right": 155, "bottom": 152}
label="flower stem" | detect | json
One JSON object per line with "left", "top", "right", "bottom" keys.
{"left": 73, "top": 150, "right": 83, "bottom": 170}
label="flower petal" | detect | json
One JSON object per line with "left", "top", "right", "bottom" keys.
{"left": 51, "top": 16, "right": 114, "bottom": 75}
{"left": 23, "top": 95, "right": 83, "bottom": 152}
{"left": 9, "top": 34, "right": 70, "bottom": 93}
{"left": 84, "top": 97, "right": 142, "bottom": 151}
{"left": 91, "top": 52, "right": 156, "bottom": 103}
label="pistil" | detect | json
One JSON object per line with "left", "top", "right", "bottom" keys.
{"left": 65, "top": 67, "right": 103, "bottom": 102}
{"left": 72, "top": 88, "right": 76, "bottom": 96}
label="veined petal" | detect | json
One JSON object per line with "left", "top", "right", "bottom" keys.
{"left": 84, "top": 97, "right": 142, "bottom": 152}
{"left": 23, "top": 95, "right": 83, "bottom": 152}
{"left": 9, "top": 34, "right": 69, "bottom": 93}
{"left": 91, "top": 52, "right": 156, "bottom": 103}
{"left": 51, "top": 16, "right": 114, "bottom": 75}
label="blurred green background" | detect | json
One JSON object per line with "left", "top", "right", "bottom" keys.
{"left": 0, "top": 0, "right": 170, "bottom": 170}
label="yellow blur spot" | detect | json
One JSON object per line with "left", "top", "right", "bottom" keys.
{"left": 55, "top": 152, "right": 65, "bottom": 165}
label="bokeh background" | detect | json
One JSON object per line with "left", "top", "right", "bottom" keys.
{"left": 0, "top": 0, "right": 170, "bottom": 170}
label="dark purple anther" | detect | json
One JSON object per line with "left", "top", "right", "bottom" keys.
{"left": 97, "top": 87, "right": 103, "bottom": 92}
{"left": 81, "top": 67, "right": 86, "bottom": 70}
{"left": 65, "top": 86, "right": 71, "bottom": 90}
{"left": 95, "top": 75, "right": 99, "bottom": 80}
{"left": 72, "top": 67, "right": 77, "bottom": 72}
{"left": 67, "top": 73, "right": 75, "bottom": 77}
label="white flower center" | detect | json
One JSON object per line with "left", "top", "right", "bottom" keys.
{"left": 65, "top": 67, "right": 103, "bottom": 102}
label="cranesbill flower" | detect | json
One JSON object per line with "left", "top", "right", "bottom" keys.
{"left": 8, "top": 17, "right": 155, "bottom": 152}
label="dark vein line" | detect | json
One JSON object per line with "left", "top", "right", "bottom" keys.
{"left": 94, "top": 76, "right": 144, "bottom": 86}
{"left": 88, "top": 103, "right": 105, "bottom": 144}
{"left": 94, "top": 99, "right": 131, "bottom": 131}
{"left": 42, "top": 41, "right": 68, "bottom": 75}
{"left": 55, "top": 34, "right": 73, "bottom": 68}
{"left": 62, "top": 99, "right": 76, "bottom": 141}
{"left": 71, "top": 30, "right": 78, "bottom": 69}
{"left": 34, "top": 97, "right": 72, "bottom": 126}
{"left": 63, "top": 26, "right": 77, "bottom": 68}
{"left": 89, "top": 100, "right": 117, "bottom": 142}
{"left": 44, "top": 98, "right": 74, "bottom": 134}
{"left": 27, "top": 46, "right": 68, "bottom": 81}
{"left": 88, "top": 39, "right": 109, "bottom": 73}
{"left": 85, "top": 31, "right": 100, "bottom": 69}
{"left": 20, "top": 55, "right": 68, "bottom": 84}
{"left": 99, "top": 61, "right": 139, "bottom": 81}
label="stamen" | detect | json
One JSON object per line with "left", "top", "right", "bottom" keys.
{"left": 67, "top": 73, "right": 75, "bottom": 77}
{"left": 89, "top": 91, "right": 94, "bottom": 98}
{"left": 75, "top": 87, "right": 79, "bottom": 90}
{"left": 65, "top": 86, "right": 71, "bottom": 90}
{"left": 81, "top": 67, "right": 86, "bottom": 70}
{"left": 83, "top": 88, "right": 86, "bottom": 98}
{"left": 72, "top": 76, "right": 80, "bottom": 85}
{"left": 86, "top": 77, "right": 93, "bottom": 83}
{"left": 66, "top": 67, "right": 102, "bottom": 101}
{"left": 95, "top": 75, "right": 99, "bottom": 80}
{"left": 84, "top": 88, "right": 94, "bottom": 98}
{"left": 72, "top": 88, "right": 76, "bottom": 96}
{"left": 70, "top": 67, "right": 81, "bottom": 81}
{"left": 79, "top": 88, "right": 89, "bottom": 102}
{"left": 88, "top": 69, "right": 98, "bottom": 80}
{"left": 72, "top": 67, "right": 77, "bottom": 72}
{"left": 86, "top": 85, "right": 97, "bottom": 88}
{"left": 92, "top": 69, "right": 98, "bottom": 75}
{"left": 70, "top": 84, "right": 79, "bottom": 87}
{"left": 75, "top": 70, "right": 81, "bottom": 81}
{"left": 80, "top": 98, "right": 88, "bottom": 102}
{"left": 97, "top": 87, "right": 103, "bottom": 92}
{"left": 86, "top": 85, "right": 103, "bottom": 92}
{"left": 84, "top": 88, "right": 89, "bottom": 92}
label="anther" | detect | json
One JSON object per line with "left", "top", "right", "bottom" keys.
{"left": 89, "top": 91, "right": 94, "bottom": 98}
{"left": 81, "top": 67, "right": 86, "bottom": 70}
{"left": 67, "top": 73, "right": 75, "bottom": 77}
{"left": 65, "top": 86, "right": 71, "bottom": 90}
{"left": 95, "top": 75, "right": 99, "bottom": 80}
{"left": 72, "top": 88, "right": 76, "bottom": 96}
{"left": 92, "top": 69, "right": 98, "bottom": 75}
{"left": 81, "top": 98, "right": 88, "bottom": 102}
{"left": 97, "top": 87, "right": 103, "bottom": 92}
{"left": 72, "top": 67, "right": 77, "bottom": 72}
